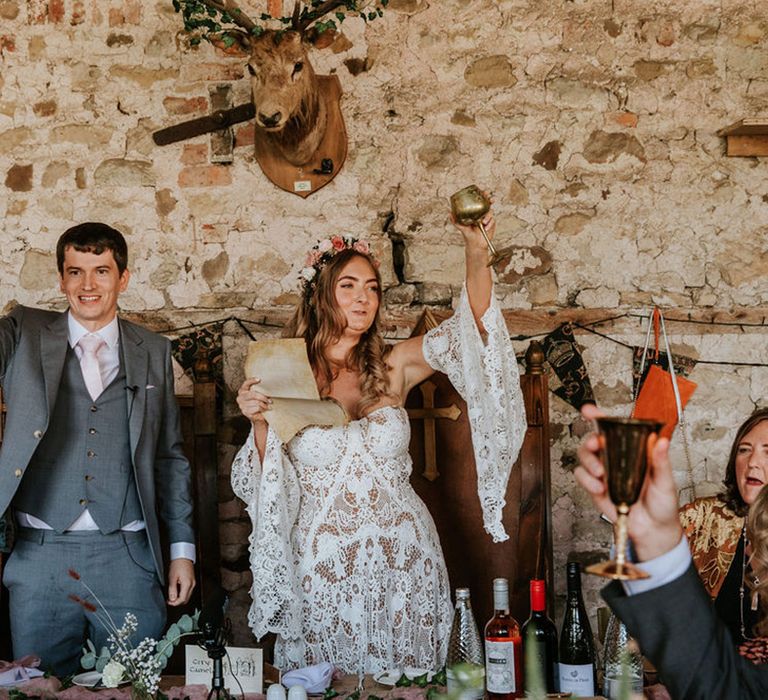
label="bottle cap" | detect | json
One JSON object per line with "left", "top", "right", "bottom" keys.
{"left": 530, "top": 579, "right": 545, "bottom": 611}
{"left": 455, "top": 588, "right": 470, "bottom": 600}
{"left": 567, "top": 561, "right": 581, "bottom": 576}
{"left": 493, "top": 578, "right": 509, "bottom": 593}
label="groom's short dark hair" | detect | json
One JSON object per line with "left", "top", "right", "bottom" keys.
{"left": 56, "top": 222, "right": 129, "bottom": 274}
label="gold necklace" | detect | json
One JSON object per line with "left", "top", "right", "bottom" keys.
{"left": 740, "top": 524, "right": 760, "bottom": 641}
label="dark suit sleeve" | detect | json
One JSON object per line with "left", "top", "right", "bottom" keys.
{"left": 0, "top": 306, "right": 22, "bottom": 381}
{"left": 153, "top": 339, "right": 195, "bottom": 547}
{"left": 0, "top": 307, "right": 22, "bottom": 551}
{"left": 603, "top": 564, "right": 768, "bottom": 699}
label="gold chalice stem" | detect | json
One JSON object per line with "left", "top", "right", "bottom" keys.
{"left": 614, "top": 504, "right": 630, "bottom": 576}
{"left": 477, "top": 221, "right": 502, "bottom": 266}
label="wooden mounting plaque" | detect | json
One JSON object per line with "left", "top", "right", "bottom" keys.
{"left": 253, "top": 74, "right": 347, "bottom": 198}
{"left": 718, "top": 118, "right": 768, "bottom": 156}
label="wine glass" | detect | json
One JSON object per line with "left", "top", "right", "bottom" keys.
{"left": 449, "top": 185, "right": 513, "bottom": 267}
{"left": 586, "top": 416, "right": 663, "bottom": 581}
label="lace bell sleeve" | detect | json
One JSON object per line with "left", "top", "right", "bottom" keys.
{"left": 422, "top": 285, "right": 526, "bottom": 543}
{"left": 230, "top": 425, "right": 303, "bottom": 641}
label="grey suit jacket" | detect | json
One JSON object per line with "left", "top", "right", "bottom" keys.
{"left": 0, "top": 305, "right": 194, "bottom": 582}
{"left": 603, "top": 564, "right": 768, "bottom": 699}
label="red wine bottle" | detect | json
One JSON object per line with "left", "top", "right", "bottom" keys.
{"left": 484, "top": 578, "right": 523, "bottom": 699}
{"left": 521, "top": 578, "right": 558, "bottom": 693}
{"left": 558, "top": 562, "right": 596, "bottom": 697}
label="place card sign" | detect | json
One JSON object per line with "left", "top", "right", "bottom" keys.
{"left": 185, "top": 645, "right": 263, "bottom": 693}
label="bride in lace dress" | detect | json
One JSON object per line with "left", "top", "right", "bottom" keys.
{"left": 231, "top": 207, "right": 526, "bottom": 675}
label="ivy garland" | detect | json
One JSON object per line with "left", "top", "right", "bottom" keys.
{"left": 172, "top": 0, "right": 390, "bottom": 46}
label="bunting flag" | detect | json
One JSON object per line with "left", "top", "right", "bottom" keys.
{"left": 169, "top": 322, "right": 224, "bottom": 387}
{"left": 542, "top": 322, "right": 595, "bottom": 410}
{"left": 631, "top": 345, "right": 697, "bottom": 397}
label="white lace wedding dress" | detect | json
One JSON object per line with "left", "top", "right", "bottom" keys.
{"left": 231, "top": 287, "right": 526, "bottom": 675}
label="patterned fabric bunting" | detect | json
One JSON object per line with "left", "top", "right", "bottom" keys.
{"left": 542, "top": 322, "right": 595, "bottom": 410}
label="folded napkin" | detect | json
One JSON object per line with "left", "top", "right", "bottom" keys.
{"left": 281, "top": 662, "right": 335, "bottom": 694}
{"left": 0, "top": 655, "right": 45, "bottom": 687}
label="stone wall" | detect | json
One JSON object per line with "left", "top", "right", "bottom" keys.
{"left": 2, "top": 0, "right": 768, "bottom": 648}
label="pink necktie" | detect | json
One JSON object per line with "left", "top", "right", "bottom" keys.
{"left": 78, "top": 334, "right": 105, "bottom": 400}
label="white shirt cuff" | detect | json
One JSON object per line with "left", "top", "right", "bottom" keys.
{"left": 622, "top": 534, "right": 691, "bottom": 596}
{"left": 171, "top": 542, "right": 196, "bottom": 563}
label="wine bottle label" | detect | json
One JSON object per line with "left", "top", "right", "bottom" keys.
{"left": 485, "top": 640, "right": 516, "bottom": 693}
{"left": 558, "top": 663, "right": 594, "bottom": 696}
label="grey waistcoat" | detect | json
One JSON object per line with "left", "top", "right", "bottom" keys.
{"left": 13, "top": 345, "right": 142, "bottom": 533}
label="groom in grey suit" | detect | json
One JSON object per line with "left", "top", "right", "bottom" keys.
{"left": 0, "top": 222, "right": 195, "bottom": 675}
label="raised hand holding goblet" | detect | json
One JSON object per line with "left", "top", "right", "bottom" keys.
{"left": 450, "top": 185, "right": 514, "bottom": 267}
{"left": 586, "top": 416, "right": 663, "bottom": 580}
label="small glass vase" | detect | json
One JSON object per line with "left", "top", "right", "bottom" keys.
{"left": 130, "top": 682, "right": 155, "bottom": 700}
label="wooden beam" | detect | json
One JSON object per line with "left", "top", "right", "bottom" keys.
{"left": 122, "top": 305, "right": 768, "bottom": 338}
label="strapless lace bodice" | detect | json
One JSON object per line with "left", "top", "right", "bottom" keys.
{"left": 231, "top": 286, "right": 526, "bottom": 675}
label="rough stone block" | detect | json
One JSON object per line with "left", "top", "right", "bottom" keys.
{"left": 94, "top": 158, "right": 155, "bottom": 187}
{"left": 155, "top": 188, "right": 177, "bottom": 217}
{"left": 0, "top": 2, "right": 19, "bottom": 20}
{"left": 32, "top": 99, "right": 56, "bottom": 117}
{"left": 583, "top": 130, "right": 646, "bottom": 164}
{"left": 108, "top": 65, "right": 179, "bottom": 88}
{"left": 181, "top": 144, "right": 209, "bottom": 165}
{"left": 50, "top": 124, "right": 113, "bottom": 147}
{"left": 0, "top": 126, "right": 33, "bottom": 151}
{"left": 20, "top": 249, "right": 55, "bottom": 290}
{"left": 163, "top": 96, "right": 208, "bottom": 115}
{"left": 179, "top": 165, "right": 233, "bottom": 188}
{"left": 234, "top": 124, "right": 255, "bottom": 148}
{"left": 182, "top": 63, "right": 245, "bottom": 82}
{"left": 384, "top": 283, "right": 417, "bottom": 305}
{"left": 5, "top": 163, "right": 32, "bottom": 191}
{"left": 418, "top": 283, "right": 452, "bottom": 306}
{"left": 464, "top": 55, "right": 517, "bottom": 89}
{"left": 41, "top": 161, "right": 69, "bottom": 188}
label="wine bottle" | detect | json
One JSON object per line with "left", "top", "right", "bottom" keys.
{"left": 446, "top": 588, "right": 485, "bottom": 700}
{"left": 521, "top": 578, "right": 558, "bottom": 694}
{"left": 484, "top": 578, "right": 523, "bottom": 699}
{"left": 602, "top": 611, "right": 644, "bottom": 699}
{"left": 558, "top": 562, "right": 596, "bottom": 697}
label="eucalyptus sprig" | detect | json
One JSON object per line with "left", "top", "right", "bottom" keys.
{"left": 171, "top": 0, "right": 390, "bottom": 47}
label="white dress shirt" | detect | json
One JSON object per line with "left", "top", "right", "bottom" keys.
{"left": 17, "top": 312, "right": 195, "bottom": 563}
{"left": 622, "top": 534, "right": 692, "bottom": 596}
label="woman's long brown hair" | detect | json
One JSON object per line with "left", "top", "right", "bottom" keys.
{"left": 283, "top": 249, "right": 394, "bottom": 416}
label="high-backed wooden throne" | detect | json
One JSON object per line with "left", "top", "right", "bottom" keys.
{"left": 406, "top": 312, "right": 553, "bottom": 627}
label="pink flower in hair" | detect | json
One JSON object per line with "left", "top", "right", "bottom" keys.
{"left": 353, "top": 241, "right": 369, "bottom": 254}
{"left": 331, "top": 235, "right": 346, "bottom": 251}
{"left": 318, "top": 239, "right": 333, "bottom": 253}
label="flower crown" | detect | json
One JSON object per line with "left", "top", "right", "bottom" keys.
{"left": 300, "top": 235, "right": 378, "bottom": 299}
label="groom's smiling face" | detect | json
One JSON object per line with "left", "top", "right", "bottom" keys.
{"left": 59, "top": 246, "right": 130, "bottom": 332}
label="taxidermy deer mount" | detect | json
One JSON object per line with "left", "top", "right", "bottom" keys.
{"left": 154, "top": 0, "right": 389, "bottom": 198}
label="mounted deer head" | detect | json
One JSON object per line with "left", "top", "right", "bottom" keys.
{"left": 174, "top": 1, "right": 389, "bottom": 167}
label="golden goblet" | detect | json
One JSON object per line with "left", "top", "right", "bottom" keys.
{"left": 449, "top": 185, "right": 512, "bottom": 267}
{"left": 586, "top": 416, "right": 663, "bottom": 581}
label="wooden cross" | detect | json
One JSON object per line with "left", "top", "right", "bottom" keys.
{"left": 407, "top": 380, "right": 461, "bottom": 482}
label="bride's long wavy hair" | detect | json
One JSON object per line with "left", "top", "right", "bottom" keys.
{"left": 748, "top": 481, "right": 768, "bottom": 636}
{"left": 283, "top": 248, "right": 394, "bottom": 416}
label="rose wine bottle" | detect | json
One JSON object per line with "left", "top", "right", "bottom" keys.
{"left": 521, "top": 578, "right": 558, "bottom": 694}
{"left": 558, "top": 562, "right": 596, "bottom": 697}
{"left": 484, "top": 578, "right": 523, "bottom": 699}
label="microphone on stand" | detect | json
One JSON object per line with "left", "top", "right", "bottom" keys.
{"left": 197, "top": 587, "right": 232, "bottom": 700}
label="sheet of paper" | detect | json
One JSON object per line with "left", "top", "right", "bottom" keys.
{"left": 185, "top": 645, "right": 263, "bottom": 693}
{"left": 244, "top": 338, "right": 349, "bottom": 441}
{"left": 245, "top": 338, "right": 320, "bottom": 400}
